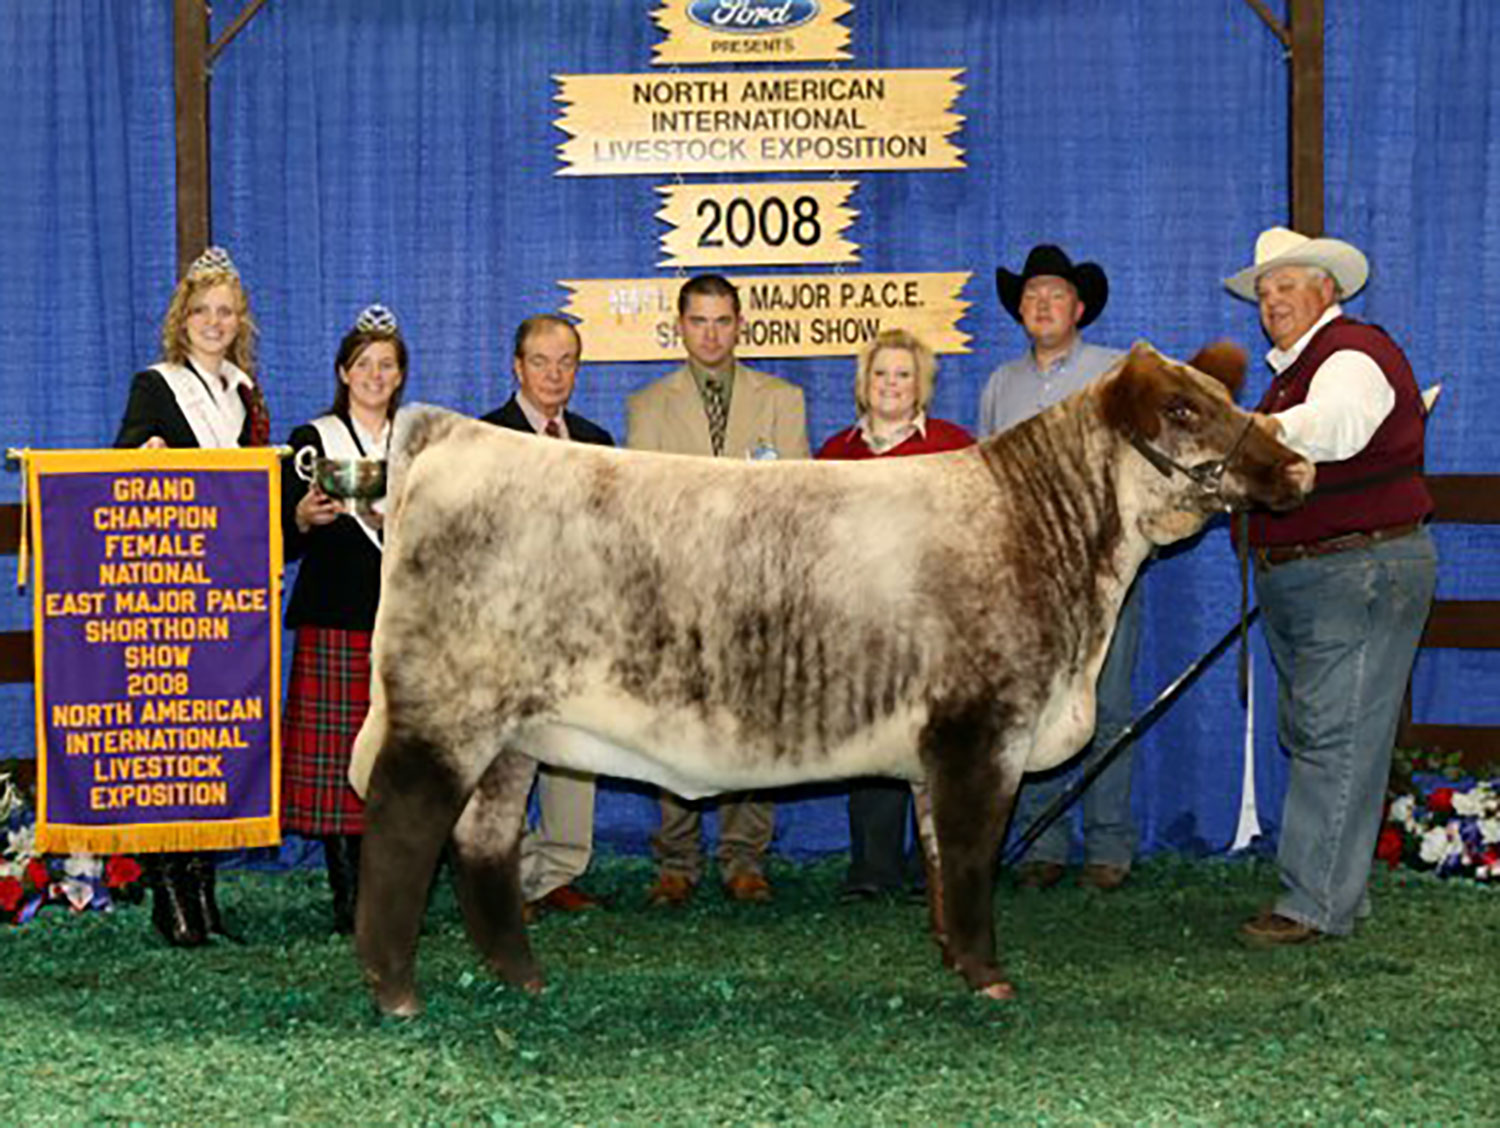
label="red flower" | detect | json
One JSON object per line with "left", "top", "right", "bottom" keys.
{"left": 104, "top": 855, "right": 142, "bottom": 888}
{"left": 1375, "top": 825, "right": 1405, "bottom": 868}
{"left": 0, "top": 876, "right": 22, "bottom": 913}
{"left": 1428, "top": 788, "right": 1455, "bottom": 814}
{"left": 24, "top": 859, "right": 49, "bottom": 890}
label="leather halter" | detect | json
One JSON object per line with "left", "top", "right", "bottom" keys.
{"left": 1126, "top": 415, "right": 1256, "bottom": 507}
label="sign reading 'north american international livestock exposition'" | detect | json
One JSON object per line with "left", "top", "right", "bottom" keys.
{"left": 28, "top": 448, "right": 282, "bottom": 854}
{"left": 556, "top": 70, "right": 964, "bottom": 176}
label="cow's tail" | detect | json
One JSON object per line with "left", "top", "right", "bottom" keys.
{"left": 348, "top": 658, "right": 387, "bottom": 799}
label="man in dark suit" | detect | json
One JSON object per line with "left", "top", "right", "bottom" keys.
{"left": 481, "top": 314, "right": 613, "bottom": 917}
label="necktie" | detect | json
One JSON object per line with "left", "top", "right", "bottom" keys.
{"left": 702, "top": 380, "right": 727, "bottom": 456}
{"left": 544, "top": 418, "right": 562, "bottom": 439}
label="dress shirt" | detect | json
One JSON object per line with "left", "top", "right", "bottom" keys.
{"left": 689, "top": 360, "right": 738, "bottom": 407}
{"left": 1265, "top": 305, "right": 1395, "bottom": 463}
{"left": 978, "top": 336, "right": 1124, "bottom": 435}
{"left": 347, "top": 412, "right": 390, "bottom": 457}
{"left": 517, "top": 389, "right": 569, "bottom": 439}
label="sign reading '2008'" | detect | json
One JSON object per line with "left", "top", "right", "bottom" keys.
{"left": 657, "top": 182, "right": 858, "bottom": 266}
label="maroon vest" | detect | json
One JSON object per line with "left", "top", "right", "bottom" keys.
{"left": 1249, "top": 316, "right": 1432, "bottom": 547}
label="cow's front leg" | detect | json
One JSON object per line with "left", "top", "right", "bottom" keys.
{"left": 921, "top": 705, "right": 1023, "bottom": 1001}
{"left": 450, "top": 748, "right": 542, "bottom": 994}
{"left": 356, "top": 731, "right": 482, "bottom": 1018}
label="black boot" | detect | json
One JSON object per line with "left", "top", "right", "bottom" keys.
{"left": 323, "top": 835, "right": 361, "bottom": 935}
{"left": 147, "top": 853, "right": 207, "bottom": 948}
{"left": 187, "top": 852, "right": 243, "bottom": 943}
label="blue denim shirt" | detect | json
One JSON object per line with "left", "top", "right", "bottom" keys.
{"left": 977, "top": 337, "right": 1124, "bottom": 436}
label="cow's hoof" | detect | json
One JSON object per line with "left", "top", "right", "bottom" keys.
{"left": 976, "top": 981, "right": 1017, "bottom": 1002}
{"left": 374, "top": 990, "right": 424, "bottom": 1018}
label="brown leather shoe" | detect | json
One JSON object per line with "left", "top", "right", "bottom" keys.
{"left": 1078, "top": 863, "right": 1130, "bottom": 891}
{"left": 645, "top": 872, "right": 695, "bottom": 908}
{"left": 1239, "top": 911, "right": 1324, "bottom": 948}
{"left": 525, "top": 883, "right": 600, "bottom": 922}
{"left": 1014, "top": 861, "right": 1066, "bottom": 891}
{"left": 723, "top": 872, "right": 773, "bottom": 903}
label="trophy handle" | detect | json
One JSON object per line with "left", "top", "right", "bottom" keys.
{"left": 293, "top": 445, "right": 318, "bottom": 483}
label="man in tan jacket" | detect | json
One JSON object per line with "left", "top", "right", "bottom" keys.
{"left": 626, "top": 273, "right": 810, "bottom": 906}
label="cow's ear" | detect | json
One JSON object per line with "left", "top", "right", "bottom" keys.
{"left": 1098, "top": 341, "right": 1164, "bottom": 439}
{"left": 1188, "top": 341, "right": 1247, "bottom": 398}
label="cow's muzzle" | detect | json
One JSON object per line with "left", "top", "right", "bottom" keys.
{"left": 1127, "top": 415, "right": 1256, "bottom": 508}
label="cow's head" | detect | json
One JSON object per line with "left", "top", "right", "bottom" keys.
{"left": 1098, "top": 341, "right": 1312, "bottom": 542}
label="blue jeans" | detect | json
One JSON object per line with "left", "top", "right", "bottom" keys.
{"left": 1256, "top": 528, "right": 1436, "bottom": 935}
{"left": 1012, "top": 569, "right": 1145, "bottom": 868}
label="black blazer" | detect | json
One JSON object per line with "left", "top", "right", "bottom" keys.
{"left": 115, "top": 368, "right": 255, "bottom": 449}
{"left": 480, "top": 396, "right": 615, "bottom": 447}
{"left": 281, "top": 417, "right": 384, "bottom": 631}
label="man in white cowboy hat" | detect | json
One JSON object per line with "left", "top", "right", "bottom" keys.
{"left": 1226, "top": 226, "right": 1436, "bottom": 947}
{"left": 979, "top": 244, "right": 1143, "bottom": 893}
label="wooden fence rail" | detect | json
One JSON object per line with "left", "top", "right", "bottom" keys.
{"left": 1396, "top": 476, "right": 1500, "bottom": 770}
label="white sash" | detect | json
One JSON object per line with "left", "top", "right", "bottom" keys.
{"left": 309, "top": 413, "right": 386, "bottom": 553}
{"left": 151, "top": 361, "right": 250, "bottom": 450}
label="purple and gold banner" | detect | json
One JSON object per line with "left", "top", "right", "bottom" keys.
{"left": 28, "top": 449, "right": 283, "bottom": 854}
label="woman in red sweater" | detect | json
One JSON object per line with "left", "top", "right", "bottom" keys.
{"left": 816, "top": 328, "right": 974, "bottom": 900}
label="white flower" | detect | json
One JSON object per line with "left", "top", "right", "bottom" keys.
{"left": 1479, "top": 817, "right": 1500, "bottom": 845}
{"left": 6, "top": 823, "right": 36, "bottom": 862}
{"left": 0, "top": 775, "right": 22, "bottom": 820}
{"left": 0, "top": 858, "right": 20, "bottom": 879}
{"left": 62, "top": 853, "right": 101, "bottom": 879}
{"left": 1419, "top": 825, "right": 1458, "bottom": 864}
{"left": 1389, "top": 795, "right": 1414, "bottom": 824}
{"left": 1452, "top": 789, "right": 1486, "bottom": 817}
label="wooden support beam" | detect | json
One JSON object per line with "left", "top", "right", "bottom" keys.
{"left": 210, "top": 0, "right": 270, "bottom": 64}
{"left": 1288, "top": 0, "right": 1325, "bottom": 235}
{"left": 1242, "top": 0, "right": 1291, "bottom": 49}
{"left": 174, "top": 0, "right": 211, "bottom": 278}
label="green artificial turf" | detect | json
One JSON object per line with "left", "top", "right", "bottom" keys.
{"left": 1, "top": 854, "right": 1494, "bottom": 1126}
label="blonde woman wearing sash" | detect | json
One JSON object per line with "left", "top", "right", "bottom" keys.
{"left": 114, "top": 246, "right": 272, "bottom": 946}
{"left": 281, "top": 305, "right": 406, "bottom": 934}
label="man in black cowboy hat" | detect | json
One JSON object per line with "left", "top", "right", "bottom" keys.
{"left": 979, "top": 244, "right": 1142, "bottom": 893}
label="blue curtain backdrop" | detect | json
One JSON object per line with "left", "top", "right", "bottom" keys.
{"left": 2, "top": 0, "right": 1495, "bottom": 861}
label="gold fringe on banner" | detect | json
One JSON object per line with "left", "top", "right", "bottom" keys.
{"left": 35, "top": 816, "right": 281, "bottom": 857}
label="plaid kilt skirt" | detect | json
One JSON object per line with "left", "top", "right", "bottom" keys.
{"left": 282, "top": 626, "right": 371, "bottom": 835}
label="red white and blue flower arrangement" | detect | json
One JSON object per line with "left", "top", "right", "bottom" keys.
{"left": 1378, "top": 773, "right": 1500, "bottom": 882}
{"left": 1, "top": 769, "right": 142, "bottom": 924}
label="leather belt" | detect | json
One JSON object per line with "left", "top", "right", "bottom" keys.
{"left": 1253, "top": 521, "right": 1423, "bottom": 570}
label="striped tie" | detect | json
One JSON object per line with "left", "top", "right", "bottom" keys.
{"left": 703, "top": 380, "right": 727, "bottom": 456}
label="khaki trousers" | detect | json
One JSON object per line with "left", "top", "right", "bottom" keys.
{"left": 653, "top": 790, "right": 774, "bottom": 883}
{"left": 519, "top": 766, "right": 596, "bottom": 901}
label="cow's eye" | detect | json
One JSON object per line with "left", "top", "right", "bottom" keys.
{"left": 1164, "top": 398, "right": 1197, "bottom": 425}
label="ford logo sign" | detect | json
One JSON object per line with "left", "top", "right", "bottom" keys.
{"left": 687, "top": 0, "right": 819, "bottom": 34}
